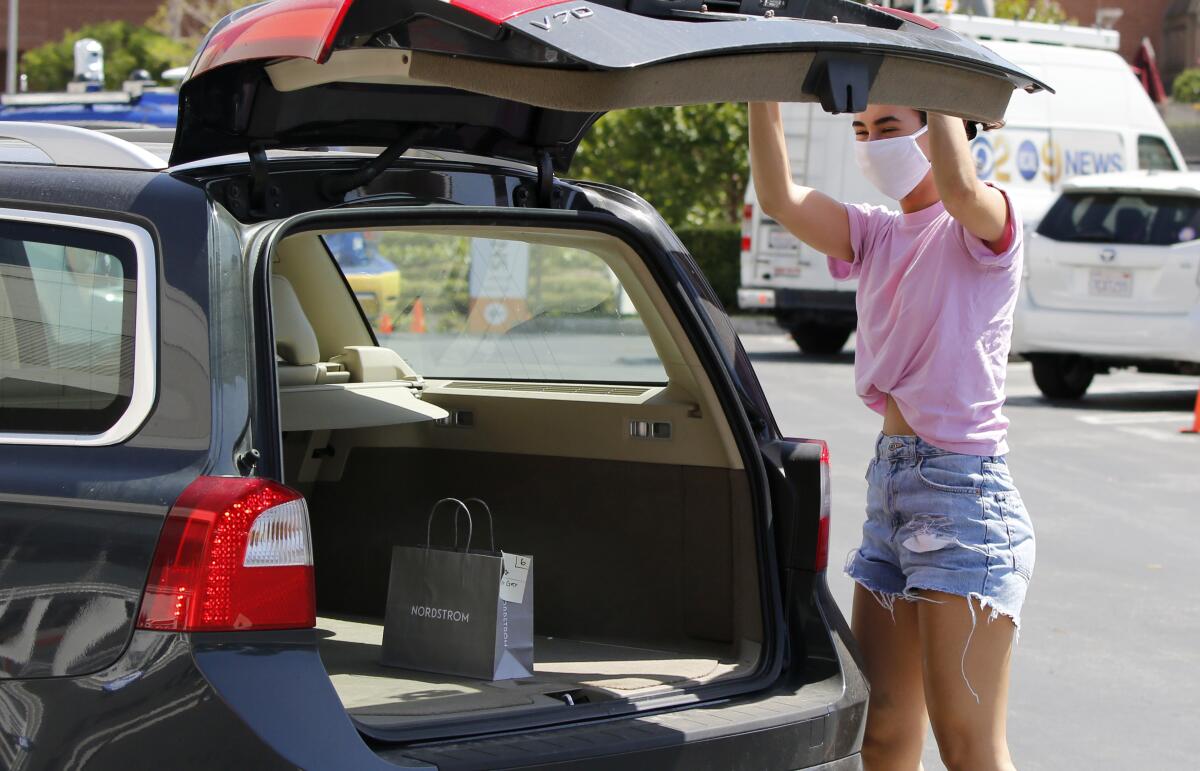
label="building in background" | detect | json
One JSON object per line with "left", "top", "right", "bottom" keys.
{"left": 1165, "top": 1, "right": 1200, "bottom": 86}
{"left": 1055, "top": 1, "right": 1174, "bottom": 67}
{"left": 0, "top": 1, "right": 162, "bottom": 87}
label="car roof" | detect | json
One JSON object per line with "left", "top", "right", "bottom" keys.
{"left": 1061, "top": 171, "right": 1200, "bottom": 197}
{"left": 0, "top": 123, "right": 532, "bottom": 176}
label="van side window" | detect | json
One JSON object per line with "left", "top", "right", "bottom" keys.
{"left": 0, "top": 220, "right": 137, "bottom": 434}
{"left": 1138, "top": 136, "right": 1179, "bottom": 171}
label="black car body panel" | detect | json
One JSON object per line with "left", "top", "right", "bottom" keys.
{"left": 0, "top": 168, "right": 214, "bottom": 680}
{"left": 170, "top": 0, "right": 1050, "bottom": 168}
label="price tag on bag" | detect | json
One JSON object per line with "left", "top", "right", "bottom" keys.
{"left": 500, "top": 552, "right": 532, "bottom": 603}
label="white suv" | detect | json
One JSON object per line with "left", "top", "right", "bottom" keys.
{"left": 1013, "top": 171, "right": 1200, "bottom": 398}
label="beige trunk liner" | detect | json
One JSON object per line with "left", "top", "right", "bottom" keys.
{"left": 317, "top": 616, "right": 754, "bottom": 722}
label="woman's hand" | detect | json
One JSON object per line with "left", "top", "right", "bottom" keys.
{"left": 925, "top": 112, "right": 1008, "bottom": 244}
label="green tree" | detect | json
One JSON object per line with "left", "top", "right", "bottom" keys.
{"left": 1172, "top": 68, "right": 1200, "bottom": 103}
{"left": 21, "top": 21, "right": 192, "bottom": 91}
{"left": 572, "top": 104, "right": 749, "bottom": 228}
{"left": 993, "top": 0, "right": 1070, "bottom": 23}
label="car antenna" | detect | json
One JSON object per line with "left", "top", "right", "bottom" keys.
{"left": 321, "top": 127, "right": 431, "bottom": 201}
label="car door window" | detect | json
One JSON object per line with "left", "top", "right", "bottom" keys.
{"left": 1138, "top": 135, "right": 1179, "bottom": 171}
{"left": 323, "top": 230, "right": 668, "bottom": 384}
{"left": 0, "top": 219, "right": 137, "bottom": 433}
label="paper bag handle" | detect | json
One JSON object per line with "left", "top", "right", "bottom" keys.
{"left": 463, "top": 498, "right": 496, "bottom": 553}
{"left": 426, "top": 497, "right": 472, "bottom": 552}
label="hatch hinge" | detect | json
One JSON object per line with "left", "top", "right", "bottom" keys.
{"left": 226, "top": 143, "right": 285, "bottom": 219}
{"left": 514, "top": 150, "right": 562, "bottom": 209}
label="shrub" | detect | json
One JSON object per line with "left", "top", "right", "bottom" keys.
{"left": 675, "top": 225, "right": 741, "bottom": 311}
{"left": 1173, "top": 68, "right": 1200, "bottom": 104}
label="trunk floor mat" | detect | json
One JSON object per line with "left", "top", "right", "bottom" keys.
{"left": 316, "top": 615, "right": 752, "bottom": 719}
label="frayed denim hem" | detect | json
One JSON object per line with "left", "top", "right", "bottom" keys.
{"left": 847, "top": 570, "right": 1021, "bottom": 705}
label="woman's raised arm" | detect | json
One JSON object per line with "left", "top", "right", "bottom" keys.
{"left": 748, "top": 102, "right": 854, "bottom": 263}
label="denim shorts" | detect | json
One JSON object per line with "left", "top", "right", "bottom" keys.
{"left": 845, "top": 433, "right": 1035, "bottom": 630}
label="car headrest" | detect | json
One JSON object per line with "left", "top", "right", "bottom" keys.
{"left": 271, "top": 274, "right": 320, "bottom": 366}
{"left": 1114, "top": 208, "right": 1147, "bottom": 242}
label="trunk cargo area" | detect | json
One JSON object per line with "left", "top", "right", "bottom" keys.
{"left": 286, "top": 443, "right": 765, "bottom": 732}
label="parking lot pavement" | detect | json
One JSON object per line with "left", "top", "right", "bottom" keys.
{"left": 740, "top": 332, "right": 1200, "bottom": 771}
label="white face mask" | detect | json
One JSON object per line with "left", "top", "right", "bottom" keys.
{"left": 853, "top": 125, "right": 930, "bottom": 201}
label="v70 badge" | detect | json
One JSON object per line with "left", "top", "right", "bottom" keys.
{"left": 530, "top": 7, "right": 594, "bottom": 31}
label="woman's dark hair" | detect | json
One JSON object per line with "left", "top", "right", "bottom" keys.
{"left": 916, "top": 109, "right": 992, "bottom": 140}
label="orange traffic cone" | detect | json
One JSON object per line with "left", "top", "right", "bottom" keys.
{"left": 410, "top": 298, "right": 427, "bottom": 334}
{"left": 1183, "top": 384, "right": 1200, "bottom": 434}
{"left": 378, "top": 313, "right": 394, "bottom": 335}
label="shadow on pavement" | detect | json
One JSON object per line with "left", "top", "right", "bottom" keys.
{"left": 746, "top": 350, "right": 856, "bottom": 366}
{"left": 1006, "top": 388, "right": 1197, "bottom": 413}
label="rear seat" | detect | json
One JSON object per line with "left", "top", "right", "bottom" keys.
{"left": 271, "top": 272, "right": 446, "bottom": 433}
{"left": 272, "top": 274, "right": 351, "bottom": 386}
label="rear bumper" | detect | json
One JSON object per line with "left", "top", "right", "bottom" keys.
{"left": 378, "top": 582, "right": 866, "bottom": 770}
{"left": 10, "top": 589, "right": 864, "bottom": 770}
{"left": 1014, "top": 290, "right": 1200, "bottom": 365}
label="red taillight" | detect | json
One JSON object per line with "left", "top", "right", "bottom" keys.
{"left": 318, "top": 0, "right": 356, "bottom": 62}
{"left": 799, "top": 439, "right": 831, "bottom": 572}
{"left": 743, "top": 203, "right": 754, "bottom": 221}
{"left": 137, "top": 477, "right": 316, "bottom": 632}
{"left": 871, "top": 4, "right": 939, "bottom": 30}
{"left": 741, "top": 235, "right": 752, "bottom": 252}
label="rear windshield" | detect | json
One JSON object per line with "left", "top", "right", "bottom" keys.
{"left": 1037, "top": 192, "right": 1200, "bottom": 246}
{"left": 321, "top": 229, "right": 669, "bottom": 385}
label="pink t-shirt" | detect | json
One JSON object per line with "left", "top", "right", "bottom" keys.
{"left": 827, "top": 193, "right": 1022, "bottom": 456}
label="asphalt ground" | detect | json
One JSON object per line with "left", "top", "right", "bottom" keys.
{"left": 739, "top": 330, "right": 1200, "bottom": 771}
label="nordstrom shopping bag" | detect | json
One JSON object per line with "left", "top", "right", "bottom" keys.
{"left": 381, "top": 497, "right": 534, "bottom": 680}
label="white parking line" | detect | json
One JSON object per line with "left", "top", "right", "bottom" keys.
{"left": 1112, "top": 425, "right": 1198, "bottom": 444}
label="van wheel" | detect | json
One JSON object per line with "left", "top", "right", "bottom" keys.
{"left": 789, "top": 322, "right": 853, "bottom": 355}
{"left": 1030, "top": 354, "right": 1094, "bottom": 400}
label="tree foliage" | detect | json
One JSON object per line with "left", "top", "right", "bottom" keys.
{"left": 993, "top": 0, "right": 1070, "bottom": 23}
{"left": 21, "top": 21, "right": 193, "bottom": 91}
{"left": 1172, "top": 68, "right": 1200, "bottom": 103}
{"left": 572, "top": 104, "right": 749, "bottom": 228}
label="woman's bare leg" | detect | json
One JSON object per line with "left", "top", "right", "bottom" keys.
{"left": 852, "top": 583, "right": 928, "bottom": 771}
{"left": 917, "top": 590, "right": 1017, "bottom": 771}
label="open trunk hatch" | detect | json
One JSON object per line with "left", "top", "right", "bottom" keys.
{"left": 171, "top": 0, "right": 1051, "bottom": 168}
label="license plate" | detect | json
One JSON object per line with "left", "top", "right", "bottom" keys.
{"left": 767, "top": 228, "right": 800, "bottom": 251}
{"left": 1088, "top": 268, "right": 1133, "bottom": 298}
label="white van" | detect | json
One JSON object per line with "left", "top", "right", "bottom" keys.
{"left": 738, "top": 13, "right": 1186, "bottom": 354}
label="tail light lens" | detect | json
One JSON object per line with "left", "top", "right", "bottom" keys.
{"left": 799, "top": 439, "right": 831, "bottom": 572}
{"left": 137, "top": 477, "right": 316, "bottom": 632}
{"left": 743, "top": 202, "right": 754, "bottom": 221}
{"left": 741, "top": 235, "right": 752, "bottom": 252}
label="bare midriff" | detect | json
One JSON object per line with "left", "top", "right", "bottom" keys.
{"left": 883, "top": 394, "right": 916, "bottom": 437}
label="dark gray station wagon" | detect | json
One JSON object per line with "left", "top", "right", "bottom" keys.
{"left": 0, "top": 1, "right": 1045, "bottom": 768}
